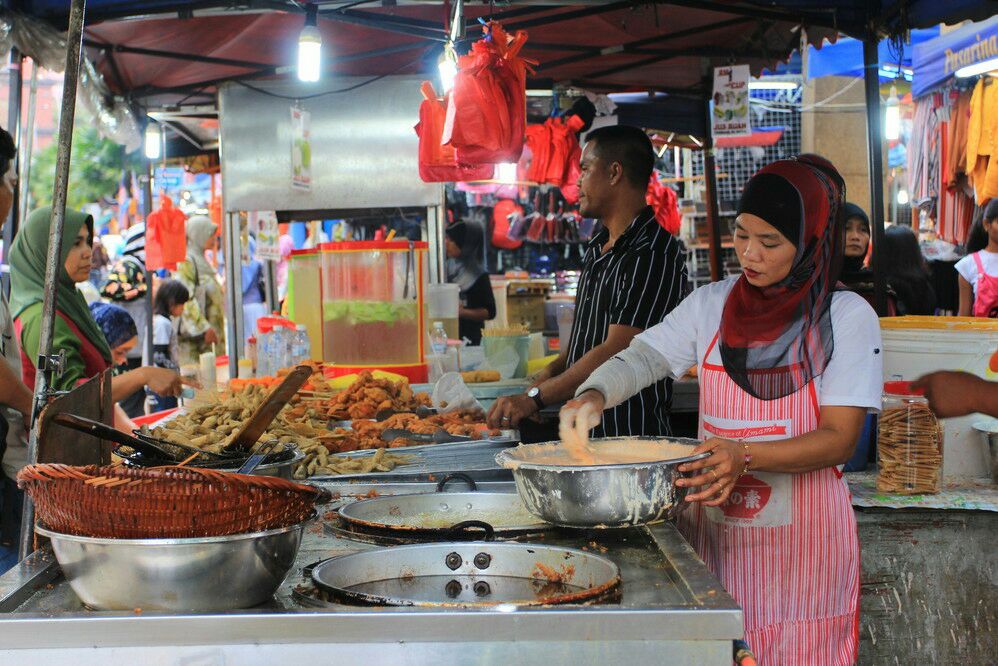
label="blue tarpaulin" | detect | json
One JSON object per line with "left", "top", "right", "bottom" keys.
{"left": 912, "top": 15, "right": 998, "bottom": 97}
{"left": 807, "top": 28, "right": 939, "bottom": 81}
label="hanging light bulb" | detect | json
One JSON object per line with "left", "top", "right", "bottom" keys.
{"left": 897, "top": 189, "right": 910, "bottom": 205}
{"left": 884, "top": 85, "right": 901, "bottom": 142}
{"left": 144, "top": 123, "right": 161, "bottom": 160}
{"left": 298, "top": 4, "right": 322, "bottom": 83}
{"left": 496, "top": 163, "right": 517, "bottom": 184}
{"left": 439, "top": 42, "right": 458, "bottom": 93}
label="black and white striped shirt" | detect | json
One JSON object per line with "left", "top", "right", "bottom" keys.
{"left": 566, "top": 206, "right": 688, "bottom": 437}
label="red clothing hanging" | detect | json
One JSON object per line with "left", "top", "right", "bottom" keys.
{"left": 146, "top": 195, "right": 188, "bottom": 271}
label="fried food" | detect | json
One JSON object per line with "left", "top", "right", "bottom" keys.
{"left": 318, "top": 371, "right": 431, "bottom": 421}
{"left": 461, "top": 370, "right": 501, "bottom": 383}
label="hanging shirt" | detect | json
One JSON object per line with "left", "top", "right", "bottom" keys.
{"left": 566, "top": 206, "right": 688, "bottom": 437}
{"left": 146, "top": 204, "right": 188, "bottom": 271}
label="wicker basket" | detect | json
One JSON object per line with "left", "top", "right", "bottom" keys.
{"left": 17, "top": 464, "right": 328, "bottom": 539}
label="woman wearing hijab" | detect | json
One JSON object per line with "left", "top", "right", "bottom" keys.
{"left": 445, "top": 221, "right": 496, "bottom": 345}
{"left": 10, "top": 207, "right": 185, "bottom": 401}
{"left": 563, "top": 157, "right": 882, "bottom": 664}
{"left": 98, "top": 223, "right": 149, "bottom": 417}
{"left": 176, "top": 215, "right": 224, "bottom": 364}
{"left": 242, "top": 236, "right": 268, "bottom": 344}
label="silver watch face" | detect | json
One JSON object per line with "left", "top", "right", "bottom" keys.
{"left": 527, "top": 387, "right": 539, "bottom": 398}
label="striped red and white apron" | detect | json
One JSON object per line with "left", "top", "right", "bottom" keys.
{"left": 676, "top": 331, "right": 859, "bottom": 665}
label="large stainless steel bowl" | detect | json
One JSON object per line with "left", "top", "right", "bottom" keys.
{"left": 495, "top": 437, "right": 710, "bottom": 528}
{"left": 36, "top": 518, "right": 310, "bottom": 611}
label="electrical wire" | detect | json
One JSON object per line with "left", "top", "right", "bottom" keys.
{"left": 235, "top": 46, "right": 437, "bottom": 100}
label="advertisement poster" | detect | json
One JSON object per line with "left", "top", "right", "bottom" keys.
{"left": 291, "top": 106, "right": 312, "bottom": 191}
{"left": 711, "top": 65, "right": 751, "bottom": 138}
{"left": 250, "top": 211, "right": 281, "bottom": 262}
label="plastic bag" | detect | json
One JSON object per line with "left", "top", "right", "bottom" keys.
{"left": 443, "top": 22, "right": 531, "bottom": 165}
{"left": 415, "top": 81, "right": 494, "bottom": 183}
{"left": 432, "top": 372, "right": 484, "bottom": 413}
{"left": 646, "top": 173, "right": 682, "bottom": 236}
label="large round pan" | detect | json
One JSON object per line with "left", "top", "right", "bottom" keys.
{"left": 311, "top": 541, "right": 620, "bottom": 607}
{"left": 336, "top": 474, "right": 549, "bottom": 536}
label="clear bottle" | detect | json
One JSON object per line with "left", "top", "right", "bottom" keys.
{"left": 256, "top": 330, "right": 271, "bottom": 378}
{"left": 430, "top": 321, "right": 448, "bottom": 356}
{"left": 293, "top": 325, "right": 311, "bottom": 363}
{"left": 877, "top": 381, "right": 943, "bottom": 495}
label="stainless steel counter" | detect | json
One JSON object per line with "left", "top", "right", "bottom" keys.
{"left": 0, "top": 480, "right": 741, "bottom": 664}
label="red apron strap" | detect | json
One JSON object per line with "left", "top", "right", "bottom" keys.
{"left": 702, "top": 331, "right": 724, "bottom": 371}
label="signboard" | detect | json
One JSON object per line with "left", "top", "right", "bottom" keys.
{"left": 249, "top": 211, "right": 281, "bottom": 262}
{"left": 711, "top": 65, "right": 751, "bottom": 138}
{"left": 912, "top": 16, "right": 998, "bottom": 97}
{"left": 291, "top": 106, "right": 312, "bottom": 191}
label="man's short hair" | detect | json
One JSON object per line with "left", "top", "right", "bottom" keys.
{"left": 584, "top": 125, "right": 654, "bottom": 190}
{"left": 0, "top": 126, "right": 15, "bottom": 177}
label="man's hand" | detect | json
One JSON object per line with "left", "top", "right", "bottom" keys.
{"left": 912, "top": 371, "right": 993, "bottom": 418}
{"left": 487, "top": 394, "right": 539, "bottom": 428}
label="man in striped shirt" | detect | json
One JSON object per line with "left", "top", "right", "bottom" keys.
{"left": 487, "top": 125, "right": 688, "bottom": 438}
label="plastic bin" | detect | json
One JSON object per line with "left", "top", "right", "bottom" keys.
{"left": 426, "top": 283, "right": 460, "bottom": 340}
{"left": 483, "top": 334, "right": 531, "bottom": 379}
{"left": 287, "top": 249, "right": 323, "bottom": 361}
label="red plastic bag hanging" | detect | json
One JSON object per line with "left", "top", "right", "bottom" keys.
{"left": 646, "top": 173, "right": 682, "bottom": 236}
{"left": 443, "top": 22, "right": 532, "bottom": 165}
{"left": 415, "top": 81, "right": 494, "bottom": 183}
{"left": 491, "top": 199, "right": 524, "bottom": 250}
{"left": 146, "top": 195, "right": 187, "bottom": 271}
{"left": 525, "top": 123, "right": 551, "bottom": 183}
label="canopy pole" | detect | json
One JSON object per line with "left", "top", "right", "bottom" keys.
{"left": 702, "top": 99, "right": 723, "bottom": 282}
{"left": 2, "top": 48, "right": 23, "bottom": 270}
{"left": 862, "top": 37, "right": 888, "bottom": 316}
{"left": 222, "top": 211, "right": 243, "bottom": 378}
{"left": 143, "top": 157, "right": 154, "bottom": 367}
{"left": 18, "top": 61, "right": 39, "bottom": 231}
{"left": 20, "top": 0, "right": 88, "bottom": 560}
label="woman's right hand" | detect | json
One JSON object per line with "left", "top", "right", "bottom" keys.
{"left": 559, "top": 390, "right": 605, "bottom": 432}
{"left": 144, "top": 367, "right": 186, "bottom": 397}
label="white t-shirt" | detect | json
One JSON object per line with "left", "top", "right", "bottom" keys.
{"left": 635, "top": 277, "right": 884, "bottom": 412}
{"left": 151, "top": 314, "right": 180, "bottom": 370}
{"left": 955, "top": 250, "right": 998, "bottom": 298}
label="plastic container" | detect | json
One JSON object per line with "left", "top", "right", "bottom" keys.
{"left": 320, "top": 241, "right": 427, "bottom": 369}
{"left": 880, "top": 316, "right": 998, "bottom": 478}
{"left": 429, "top": 321, "right": 448, "bottom": 355}
{"left": 287, "top": 250, "right": 323, "bottom": 361}
{"left": 426, "top": 283, "right": 460, "bottom": 340}
{"left": 483, "top": 334, "right": 531, "bottom": 379}
{"left": 876, "top": 381, "right": 943, "bottom": 495}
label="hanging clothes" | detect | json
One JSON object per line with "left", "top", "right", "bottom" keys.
{"left": 966, "top": 77, "right": 998, "bottom": 203}
{"left": 146, "top": 195, "right": 187, "bottom": 271}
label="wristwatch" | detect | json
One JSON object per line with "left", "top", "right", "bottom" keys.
{"left": 526, "top": 386, "right": 545, "bottom": 410}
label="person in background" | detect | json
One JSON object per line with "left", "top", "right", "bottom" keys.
{"left": 176, "top": 216, "right": 224, "bottom": 364}
{"left": 0, "top": 126, "right": 34, "bottom": 573}
{"left": 488, "top": 125, "right": 689, "bottom": 437}
{"left": 98, "top": 223, "right": 148, "bottom": 417}
{"left": 88, "top": 237, "right": 110, "bottom": 288}
{"left": 242, "top": 236, "right": 268, "bottom": 344}
{"left": 445, "top": 221, "right": 496, "bottom": 346}
{"left": 10, "top": 207, "right": 187, "bottom": 410}
{"left": 276, "top": 234, "right": 294, "bottom": 305}
{"left": 956, "top": 198, "right": 998, "bottom": 317}
{"left": 88, "top": 301, "right": 147, "bottom": 431}
{"left": 149, "top": 280, "right": 189, "bottom": 413}
{"left": 881, "top": 224, "right": 937, "bottom": 315}
{"left": 839, "top": 202, "right": 898, "bottom": 314}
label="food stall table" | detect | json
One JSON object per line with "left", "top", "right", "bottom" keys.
{"left": 0, "top": 480, "right": 742, "bottom": 664}
{"left": 846, "top": 471, "right": 998, "bottom": 663}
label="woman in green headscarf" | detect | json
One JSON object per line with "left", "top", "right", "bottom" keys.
{"left": 176, "top": 215, "right": 225, "bottom": 365}
{"left": 10, "top": 207, "right": 184, "bottom": 401}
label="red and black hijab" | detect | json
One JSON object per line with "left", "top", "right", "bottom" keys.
{"left": 719, "top": 155, "right": 846, "bottom": 401}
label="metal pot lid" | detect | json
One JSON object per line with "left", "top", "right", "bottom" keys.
{"left": 311, "top": 541, "right": 621, "bottom": 607}
{"left": 338, "top": 492, "right": 548, "bottom": 534}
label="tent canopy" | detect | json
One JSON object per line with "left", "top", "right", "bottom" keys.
{"left": 806, "top": 27, "right": 940, "bottom": 81}
{"left": 912, "top": 15, "right": 998, "bottom": 97}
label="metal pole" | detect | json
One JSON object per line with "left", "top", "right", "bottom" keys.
{"left": 20, "top": 0, "right": 88, "bottom": 560}
{"left": 3, "top": 48, "right": 23, "bottom": 268}
{"left": 702, "top": 99, "right": 723, "bottom": 282}
{"left": 222, "top": 212, "right": 243, "bottom": 378}
{"left": 862, "top": 37, "right": 888, "bottom": 316}
{"left": 18, "top": 62, "right": 39, "bottom": 230}
{"left": 143, "top": 158, "right": 154, "bottom": 366}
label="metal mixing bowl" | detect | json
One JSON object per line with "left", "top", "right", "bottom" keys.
{"left": 495, "top": 437, "right": 711, "bottom": 528}
{"left": 973, "top": 420, "right": 998, "bottom": 484}
{"left": 35, "top": 518, "right": 310, "bottom": 611}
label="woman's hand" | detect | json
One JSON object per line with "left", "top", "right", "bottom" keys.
{"left": 203, "top": 328, "right": 219, "bottom": 345}
{"left": 559, "top": 390, "right": 605, "bottom": 432}
{"left": 676, "top": 438, "right": 746, "bottom": 507}
{"left": 143, "top": 367, "right": 186, "bottom": 397}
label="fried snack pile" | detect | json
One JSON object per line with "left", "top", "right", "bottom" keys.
{"left": 145, "top": 383, "right": 411, "bottom": 479}
{"left": 327, "top": 410, "right": 497, "bottom": 451}
{"left": 301, "top": 371, "right": 433, "bottom": 420}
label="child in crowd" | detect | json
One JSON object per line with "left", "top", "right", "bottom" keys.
{"left": 149, "top": 280, "right": 190, "bottom": 412}
{"left": 957, "top": 199, "right": 998, "bottom": 318}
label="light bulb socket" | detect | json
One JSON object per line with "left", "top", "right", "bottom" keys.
{"left": 304, "top": 3, "right": 318, "bottom": 28}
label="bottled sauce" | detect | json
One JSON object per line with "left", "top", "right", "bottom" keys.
{"left": 430, "top": 321, "right": 448, "bottom": 355}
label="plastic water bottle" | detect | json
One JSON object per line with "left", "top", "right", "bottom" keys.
{"left": 257, "top": 330, "right": 272, "bottom": 378}
{"left": 430, "top": 321, "right": 448, "bottom": 355}
{"left": 293, "top": 325, "right": 311, "bottom": 363}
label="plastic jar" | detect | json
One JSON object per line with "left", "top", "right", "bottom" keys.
{"left": 876, "top": 381, "right": 944, "bottom": 494}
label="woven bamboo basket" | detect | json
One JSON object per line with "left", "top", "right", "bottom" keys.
{"left": 17, "top": 464, "right": 328, "bottom": 539}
